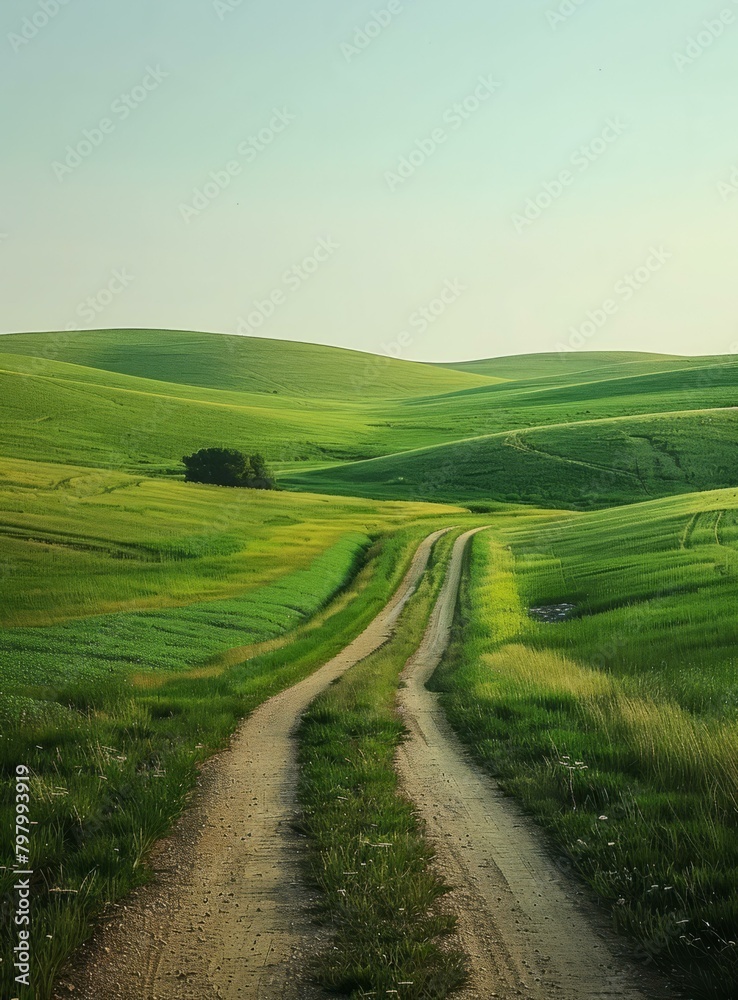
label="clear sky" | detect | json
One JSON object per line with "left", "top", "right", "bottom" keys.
{"left": 1, "top": 0, "right": 737, "bottom": 361}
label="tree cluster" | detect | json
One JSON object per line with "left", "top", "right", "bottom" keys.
{"left": 182, "top": 448, "right": 274, "bottom": 489}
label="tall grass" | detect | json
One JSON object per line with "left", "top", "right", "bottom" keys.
{"left": 0, "top": 454, "right": 455, "bottom": 626}
{"left": 0, "top": 523, "right": 440, "bottom": 999}
{"left": 432, "top": 499, "right": 738, "bottom": 998}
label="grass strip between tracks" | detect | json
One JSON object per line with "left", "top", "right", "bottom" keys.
{"left": 297, "top": 528, "right": 468, "bottom": 999}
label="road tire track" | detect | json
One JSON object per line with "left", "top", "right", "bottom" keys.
{"left": 396, "top": 528, "right": 672, "bottom": 1000}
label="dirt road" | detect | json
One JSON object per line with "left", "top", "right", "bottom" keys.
{"left": 397, "top": 528, "right": 666, "bottom": 1000}
{"left": 57, "top": 525, "right": 670, "bottom": 1000}
{"left": 55, "top": 528, "right": 450, "bottom": 1000}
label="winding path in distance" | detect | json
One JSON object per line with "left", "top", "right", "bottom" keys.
{"left": 396, "top": 527, "right": 670, "bottom": 1000}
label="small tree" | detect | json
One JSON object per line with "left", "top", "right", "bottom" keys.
{"left": 245, "top": 453, "right": 274, "bottom": 490}
{"left": 182, "top": 448, "right": 274, "bottom": 489}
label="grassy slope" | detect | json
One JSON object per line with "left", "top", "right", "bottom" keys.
{"left": 432, "top": 488, "right": 738, "bottom": 997}
{"left": 380, "top": 359, "right": 738, "bottom": 445}
{"left": 2, "top": 333, "right": 736, "bottom": 492}
{"left": 2, "top": 330, "right": 737, "bottom": 997}
{"left": 1, "top": 523, "right": 460, "bottom": 999}
{"left": 436, "top": 350, "right": 711, "bottom": 380}
{"left": 0, "top": 349, "right": 498, "bottom": 473}
{"left": 0, "top": 455, "right": 451, "bottom": 627}
{"left": 0, "top": 445, "right": 460, "bottom": 997}
{"left": 0, "top": 354, "right": 380, "bottom": 471}
{"left": 0, "top": 452, "right": 460, "bottom": 699}
{"left": 285, "top": 408, "right": 738, "bottom": 509}
{"left": 0, "top": 329, "right": 494, "bottom": 398}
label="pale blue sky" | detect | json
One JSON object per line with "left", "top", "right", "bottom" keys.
{"left": 1, "top": 0, "right": 737, "bottom": 360}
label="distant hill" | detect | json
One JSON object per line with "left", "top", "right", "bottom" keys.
{"left": 0, "top": 329, "right": 494, "bottom": 399}
{"left": 2, "top": 330, "right": 737, "bottom": 507}
{"left": 434, "top": 351, "right": 723, "bottom": 383}
{"left": 284, "top": 409, "right": 738, "bottom": 509}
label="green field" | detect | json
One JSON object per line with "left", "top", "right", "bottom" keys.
{"left": 0, "top": 512, "right": 459, "bottom": 998}
{"left": 1, "top": 331, "right": 737, "bottom": 491}
{"left": 0, "top": 455, "right": 450, "bottom": 628}
{"left": 2, "top": 328, "right": 738, "bottom": 998}
{"left": 287, "top": 408, "right": 738, "bottom": 508}
{"left": 0, "top": 328, "right": 494, "bottom": 397}
{"left": 433, "top": 489, "right": 738, "bottom": 997}
{"left": 0, "top": 374, "right": 460, "bottom": 997}
{"left": 435, "top": 349, "right": 727, "bottom": 381}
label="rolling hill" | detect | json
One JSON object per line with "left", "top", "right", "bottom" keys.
{"left": 1, "top": 331, "right": 737, "bottom": 499}
{"left": 437, "top": 485, "right": 738, "bottom": 997}
{"left": 0, "top": 455, "right": 454, "bottom": 629}
{"left": 0, "top": 329, "right": 496, "bottom": 398}
{"left": 285, "top": 408, "right": 738, "bottom": 509}
{"left": 3, "top": 327, "right": 738, "bottom": 998}
{"left": 434, "top": 349, "right": 721, "bottom": 382}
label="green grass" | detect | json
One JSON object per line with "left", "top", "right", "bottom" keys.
{"left": 0, "top": 522, "right": 459, "bottom": 999}
{"left": 297, "top": 527, "right": 468, "bottom": 999}
{"left": 0, "top": 329, "right": 492, "bottom": 398}
{"left": 0, "top": 455, "right": 454, "bottom": 626}
{"left": 286, "top": 408, "right": 738, "bottom": 509}
{"left": 0, "top": 446, "right": 460, "bottom": 999}
{"left": 2, "top": 333, "right": 737, "bottom": 497}
{"left": 378, "top": 358, "right": 738, "bottom": 448}
{"left": 0, "top": 348, "right": 492, "bottom": 473}
{"left": 3, "top": 329, "right": 738, "bottom": 997}
{"left": 435, "top": 349, "right": 710, "bottom": 382}
{"left": 431, "top": 488, "right": 738, "bottom": 998}
{"left": 0, "top": 353, "right": 397, "bottom": 472}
